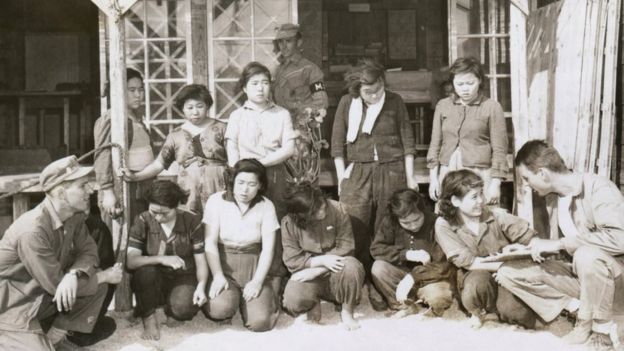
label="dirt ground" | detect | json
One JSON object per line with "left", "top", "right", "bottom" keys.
{"left": 87, "top": 289, "right": 592, "bottom": 351}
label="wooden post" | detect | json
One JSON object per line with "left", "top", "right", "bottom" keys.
{"left": 12, "top": 194, "right": 29, "bottom": 220}
{"left": 108, "top": 12, "right": 132, "bottom": 313}
{"left": 18, "top": 97, "right": 25, "bottom": 146}
{"left": 63, "top": 97, "right": 70, "bottom": 155}
{"left": 598, "top": 0, "right": 622, "bottom": 176}
{"left": 509, "top": 0, "right": 533, "bottom": 224}
{"left": 190, "top": 0, "right": 208, "bottom": 85}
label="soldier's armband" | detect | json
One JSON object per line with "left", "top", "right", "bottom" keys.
{"left": 309, "top": 81, "right": 326, "bottom": 93}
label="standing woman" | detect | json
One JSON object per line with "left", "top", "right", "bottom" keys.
{"left": 331, "top": 58, "right": 418, "bottom": 310}
{"left": 94, "top": 68, "right": 155, "bottom": 223}
{"left": 203, "top": 159, "right": 279, "bottom": 332}
{"left": 123, "top": 84, "right": 227, "bottom": 214}
{"left": 225, "top": 61, "right": 296, "bottom": 293}
{"left": 427, "top": 57, "right": 508, "bottom": 205}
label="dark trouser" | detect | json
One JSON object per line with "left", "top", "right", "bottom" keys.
{"left": 282, "top": 257, "right": 365, "bottom": 315}
{"left": 371, "top": 260, "right": 453, "bottom": 313}
{"left": 206, "top": 247, "right": 279, "bottom": 332}
{"left": 265, "top": 164, "right": 290, "bottom": 301}
{"left": 131, "top": 266, "right": 201, "bottom": 321}
{"left": 339, "top": 161, "right": 407, "bottom": 278}
{"left": 460, "top": 270, "right": 537, "bottom": 329}
{"left": 37, "top": 282, "right": 110, "bottom": 334}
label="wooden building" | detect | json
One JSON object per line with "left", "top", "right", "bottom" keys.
{"left": 0, "top": 0, "right": 622, "bottom": 243}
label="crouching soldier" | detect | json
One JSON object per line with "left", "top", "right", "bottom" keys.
{"left": 281, "top": 182, "right": 365, "bottom": 330}
{"left": 127, "top": 180, "right": 209, "bottom": 341}
{"left": 0, "top": 156, "right": 122, "bottom": 350}
{"left": 371, "top": 189, "right": 455, "bottom": 317}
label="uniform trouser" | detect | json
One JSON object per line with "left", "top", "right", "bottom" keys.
{"left": 282, "top": 257, "right": 365, "bottom": 315}
{"left": 496, "top": 247, "right": 624, "bottom": 326}
{"left": 461, "top": 270, "right": 537, "bottom": 329}
{"left": 206, "top": 247, "right": 279, "bottom": 332}
{"left": 371, "top": 260, "right": 453, "bottom": 313}
{"left": 339, "top": 161, "right": 407, "bottom": 277}
{"left": 131, "top": 266, "right": 203, "bottom": 321}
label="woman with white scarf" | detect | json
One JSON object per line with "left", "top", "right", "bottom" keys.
{"left": 330, "top": 58, "right": 418, "bottom": 311}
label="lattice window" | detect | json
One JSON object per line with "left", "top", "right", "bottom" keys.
{"left": 448, "top": 0, "right": 511, "bottom": 115}
{"left": 102, "top": 0, "right": 192, "bottom": 147}
{"left": 208, "top": 0, "right": 298, "bottom": 120}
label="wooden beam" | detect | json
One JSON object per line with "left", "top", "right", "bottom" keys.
{"left": 63, "top": 97, "right": 70, "bottom": 155}
{"left": 190, "top": 0, "right": 208, "bottom": 85}
{"left": 509, "top": 0, "right": 533, "bottom": 224}
{"left": 448, "top": 0, "right": 457, "bottom": 63}
{"left": 18, "top": 97, "right": 25, "bottom": 146}
{"left": 98, "top": 10, "right": 109, "bottom": 117}
{"left": 12, "top": 194, "right": 29, "bottom": 220}
{"left": 598, "top": 0, "right": 622, "bottom": 176}
{"left": 575, "top": 0, "right": 604, "bottom": 172}
{"left": 551, "top": 0, "right": 587, "bottom": 168}
{"left": 107, "top": 12, "right": 132, "bottom": 313}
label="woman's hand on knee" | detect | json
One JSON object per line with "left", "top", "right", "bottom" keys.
{"left": 243, "top": 279, "right": 263, "bottom": 302}
{"left": 209, "top": 274, "right": 229, "bottom": 299}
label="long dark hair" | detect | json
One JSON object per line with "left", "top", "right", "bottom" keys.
{"left": 438, "top": 170, "right": 484, "bottom": 226}
{"left": 283, "top": 181, "right": 327, "bottom": 228}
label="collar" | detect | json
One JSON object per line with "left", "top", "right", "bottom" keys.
{"left": 278, "top": 52, "right": 303, "bottom": 65}
{"left": 452, "top": 93, "right": 486, "bottom": 106}
{"left": 43, "top": 197, "right": 64, "bottom": 230}
{"left": 450, "top": 207, "right": 495, "bottom": 231}
{"left": 222, "top": 190, "right": 263, "bottom": 212}
{"left": 243, "top": 100, "right": 276, "bottom": 112}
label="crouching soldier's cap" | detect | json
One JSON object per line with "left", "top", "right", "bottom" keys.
{"left": 274, "top": 23, "right": 300, "bottom": 40}
{"left": 40, "top": 155, "right": 93, "bottom": 192}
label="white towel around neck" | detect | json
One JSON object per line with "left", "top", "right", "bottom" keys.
{"left": 346, "top": 91, "right": 386, "bottom": 143}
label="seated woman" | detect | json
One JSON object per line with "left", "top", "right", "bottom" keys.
{"left": 127, "top": 180, "right": 209, "bottom": 341}
{"left": 370, "top": 188, "right": 455, "bottom": 317}
{"left": 124, "top": 84, "right": 227, "bottom": 214}
{"left": 203, "top": 159, "right": 279, "bottom": 332}
{"left": 434, "top": 169, "right": 538, "bottom": 329}
{"left": 280, "top": 182, "right": 365, "bottom": 330}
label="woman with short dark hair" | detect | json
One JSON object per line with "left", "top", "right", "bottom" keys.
{"left": 127, "top": 180, "right": 209, "bottom": 341}
{"left": 427, "top": 57, "right": 508, "bottom": 205}
{"left": 330, "top": 57, "right": 418, "bottom": 310}
{"left": 123, "top": 83, "right": 227, "bottom": 214}
{"left": 281, "top": 182, "right": 365, "bottom": 330}
{"left": 203, "top": 159, "right": 279, "bottom": 332}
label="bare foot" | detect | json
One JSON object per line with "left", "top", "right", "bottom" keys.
{"left": 141, "top": 314, "right": 160, "bottom": 340}
{"left": 155, "top": 307, "right": 167, "bottom": 325}
{"left": 165, "top": 316, "right": 183, "bottom": 328}
{"left": 340, "top": 308, "right": 361, "bottom": 331}
{"left": 391, "top": 304, "right": 420, "bottom": 319}
{"left": 306, "top": 303, "right": 322, "bottom": 324}
{"left": 467, "top": 315, "right": 483, "bottom": 329}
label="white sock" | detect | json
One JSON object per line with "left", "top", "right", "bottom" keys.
{"left": 46, "top": 326, "right": 68, "bottom": 345}
{"left": 564, "top": 298, "right": 580, "bottom": 313}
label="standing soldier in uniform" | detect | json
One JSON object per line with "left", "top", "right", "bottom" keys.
{"left": 273, "top": 23, "right": 328, "bottom": 123}
{"left": 273, "top": 23, "right": 329, "bottom": 184}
